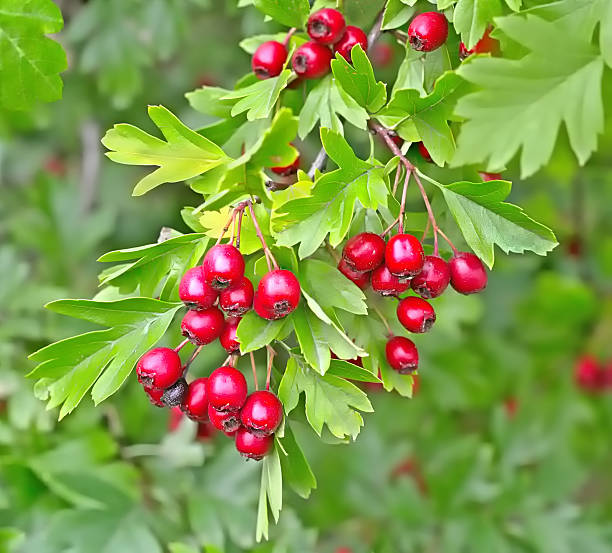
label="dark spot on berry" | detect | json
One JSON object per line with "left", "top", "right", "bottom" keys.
{"left": 409, "top": 36, "right": 424, "bottom": 51}
{"left": 293, "top": 54, "right": 307, "bottom": 73}
{"left": 161, "top": 378, "right": 188, "bottom": 407}
{"left": 422, "top": 316, "right": 435, "bottom": 333}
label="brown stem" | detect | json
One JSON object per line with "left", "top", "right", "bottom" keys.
{"left": 392, "top": 164, "right": 402, "bottom": 195}
{"left": 436, "top": 228, "right": 458, "bottom": 256}
{"left": 411, "top": 170, "right": 439, "bottom": 256}
{"left": 283, "top": 28, "right": 296, "bottom": 47}
{"left": 265, "top": 346, "right": 276, "bottom": 391}
{"left": 250, "top": 351, "right": 259, "bottom": 391}
{"left": 247, "top": 200, "right": 279, "bottom": 270}
{"left": 235, "top": 206, "right": 245, "bottom": 249}
{"left": 398, "top": 170, "right": 411, "bottom": 234}
{"left": 182, "top": 345, "right": 203, "bottom": 376}
{"left": 215, "top": 210, "right": 237, "bottom": 245}
{"left": 371, "top": 303, "right": 393, "bottom": 338}
{"left": 174, "top": 338, "right": 189, "bottom": 353}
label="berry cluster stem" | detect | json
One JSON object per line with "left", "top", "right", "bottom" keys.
{"left": 174, "top": 338, "right": 189, "bottom": 352}
{"left": 283, "top": 27, "right": 296, "bottom": 47}
{"left": 247, "top": 200, "right": 279, "bottom": 270}
{"left": 265, "top": 346, "right": 276, "bottom": 391}
{"left": 250, "top": 351, "right": 259, "bottom": 391}
{"left": 183, "top": 345, "right": 203, "bottom": 376}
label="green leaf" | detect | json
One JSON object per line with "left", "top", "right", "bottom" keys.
{"left": 185, "top": 86, "right": 236, "bottom": 118}
{"left": 253, "top": 0, "right": 310, "bottom": 27}
{"left": 0, "top": 0, "right": 67, "bottom": 110}
{"left": 236, "top": 310, "right": 287, "bottom": 353}
{"left": 291, "top": 304, "right": 331, "bottom": 375}
{"left": 256, "top": 446, "right": 283, "bottom": 542}
{"left": 453, "top": 0, "right": 503, "bottom": 49}
{"left": 277, "top": 426, "right": 317, "bottom": 499}
{"left": 326, "top": 359, "right": 382, "bottom": 383}
{"left": 381, "top": 0, "right": 415, "bottom": 30}
{"left": 601, "top": 0, "right": 612, "bottom": 67}
{"left": 102, "top": 105, "right": 229, "bottom": 196}
{"left": 393, "top": 46, "right": 425, "bottom": 97}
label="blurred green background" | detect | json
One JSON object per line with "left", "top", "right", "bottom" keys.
{"left": 1, "top": 1, "right": 612, "bottom": 552}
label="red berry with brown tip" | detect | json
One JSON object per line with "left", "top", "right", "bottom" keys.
{"left": 206, "top": 365, "right": 247, "bottom": 412}
{"left": 181, "top": 307, "right": 225, "bottom": 345}
{"left": 219, "top": 276, "right": 253, "bottom": 316}
{"left": 307, "top": 8, "right": 346, "bottom": 45}
{"left": 144, "top": 386, "right": 165, "bottom": 407}
{"left": 202, "top": 244, "right": 245, "bottom": 290}
{"left": 179, "top": 266, "right": 218, "bottom": 311}
{"left": 337, "top": 258, "right": 370, "bottom": 289}
{"left": 417, "top": 142, "right": 432, "bottom": 163}
{"left": 385, "top": 234, "right": 424, "bottom": 278}
{"left": 371, "top": 264, "right": 410, "bottom": 296}
{"left": 386, "top": 336, "right": 419, "bottom": 374}
{"left": 334, "top": 25, "right": 368, "bottom": 61}
{"left": 292, "top": 42, "right": 333, "bottom": 79}
{"left": 136, "top": 347, "right": 183, "bottom": 390}
{"left": 219, "top": 317, "right": 241, "bottom": 354}
{"left": 408, "top": 12, "right": 448, "bottom": 52}
{"left": 411, "top": 256, "right": 450, "bottom": 299}
{"left": 449, "top": 252, "right": 488, "bottom": 294}
{"left": 208, "top": 404, "right": 241, "bottom": 434}
{"left": 343, "top": 232, "right": 386, "bottom": 272}
{"left": 252, "top": 40, "right": 287, "bottom": 79}
{"left": 182, "top": 378, "right": 209, "bottom": 422}
{"left": 397, "top": 296, "right": 436, "bottom": 333}
{"left": 254, "top": 269, "right": 300, "bottom": 320}
{"left": 240, "top": 390, "right": 283, "bottom": 437}
{"left": 235, "top": 427, "right": 274, "bottom": 460}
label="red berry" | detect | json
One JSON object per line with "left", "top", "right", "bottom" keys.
{"left": 219, "top": 317, "right": 241, "bottom": 354}
{"left": 459, "top": 28, "right": 500, "bottom": 60}
{"left": 342, "top": 232, "right": 386, "bottom": 272}
{"left": 271, "top": 150, "right": 300, "bottom": 176}
{"left": 411, "top": 256, "right": 450, "bottom": 299}
{"left": 479, "top": 171, "right": 502, "bottom": 181}
{"left": 417, "top": 142, "right": 432, "bottom": 163}
{"left": 144, "top": 386, "right": 165, "bottom": 407}
{"left": 574, "top": 355, "right": 603, "bottom": 392}
{"left": 136, "top": 347, "right": 183, "bottom": 390}
{"left": 371, "top": 42, "right": 394, "bottom": 67}
{"left": 385, "top": 234, "right": 425, "bottom": 278}
{"left": 292, "top": 42, "right": 333, "bottom": 79}
{"left": 371, "top": 264, "right": 410, "bottom": 296}
{"left": 206, "top": 365, "right": 248, "bottom": 412}
{"left": 449, "top": 252, "right": 488, "bottom": 294}
{"left": 307, "top": 8, "right": 346, "bottom": 45}
{"left": 407, "top": 12, "right": 448, "bottom": 52}
{"left": 337, "top": 258, "right": 370, "bottom": 289}
{"left": 504, "top": 397, "right": 518, "bottom": 419}
{"left": 397, "top": 296, "right": 436, "bottom": 333}
{"left": 334, "top": 25, "right": 368, "bottom": 61}
{"left": 386, "top": 336, "right": 419, "bottom": 374}
{"left": 219, "top": 276, "right": 253, "bottom": 316}
{"left": 202, "top": 244, "right": 245, "bottom": 290}
{"left": 240, "top": 390, "right": 283, "bottom": 437}
{"left": 181, "top": 307, "right": 225, "bottom": 345}
{"left": 168, "top": 406, "right": 184, "bottom": 431}
{"left": 252, "top": 40, "right": 287, "bottom": 79}
{"left": 179, "top": 266, "right": 218, "bottom": 310}
{"left": 196, "top": 421, "right": 216, "bottom": 441}
{"left": 182, "top": 378, "right": 209, "bottom": 421}
{"left": 603, "top": 361, "right": 612, "bottom": 389}
{"left": 235, "top": 427, "right": 274, "bottom": 460}
{"left": 207, "top": 404, "right": 241, "bottom": 434}
{"left": 254, "top": 269, "right": 301, "bottom": 320}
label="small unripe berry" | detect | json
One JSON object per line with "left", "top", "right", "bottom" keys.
{"left": 219, "top": 317, "right": 241, "bottom": 354}
{"left": 206, "top": 365, "right": 248, "bottom": 412}
{"left": 181, "top": 307, "right": 225, "bottom": 345}
{"left": 417, "top": 142, "right": 432, "bottom": 163}
{"left": 235, "top": 427, "right": 274, "bottom": 460}
{"left": 182, "top": 378, "right": 209, "bottom": 421}
{"left": 411, "top": 256, "right": 450, "bottom": 299}
{"left": 179, "top": 266, "right": 218, "bottom": 310}
{"left": 208, "top": 404, "right": 241, "bottom": 434}
{"left": 342, "top": 232, "right": 386, "bottom": 272}
{"left": 307, "top": 8, "right": 346, "bottom": 45}
{"left": 397, "top": 296, "right": 436, "bottom": 333}
{"left": 386, "top": 336, "right": 419, "bottom": 374}
{"left": 136, "top": 347, "right": 183, "bottom": 390}
{"left": 337, "top": 258, "right": 370, "bottom": 289}
{"left": 292, "top": 42, "right": 333, "bottom": 79}
{"left": 371, "top": 264, "right": 410, "bottom": 296}
{"left": 407, "top": 12, "right": 449, "bottom": 52}
{"left": 161, "top": 378, "right": 188, "bottom": 407}
{"left": 202, "top": 244, "right": 245, "bottom": 290}
{"left": 254, "top": 269, "right": 301, "bottom": 320}
{"left": 240, "top": 390, "right": 283, "bottom": 437}
{"left": 334, "top": 26, "right": 368, "bottom": 61}
{"left": 252, "top": 40, "right": 287, "bottom": 79}
{"left": 219, "top": 276, "right": 254, "bottom": 316}
{"left": 385, "top": 234, "right": 425, "bottom": 278}
{"left": 449, "top": 252, "right": 488, "bottom": 294}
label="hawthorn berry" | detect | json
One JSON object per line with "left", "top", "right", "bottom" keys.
{"left": 181, "top": 307, "right": 225, "bottom": 345}
{"left": 235, "top": 427, "right": 274, "bottom": 460}
{"left": 411, "top": 256, "right": 450, "bottom": 299}
{"left": 161, "top": 378, "right": 188, "bottom": 407}
{"left": 574, "top": 355, "right": 603, "bottom": 392}
{"left": 252, "top": 40, "right": 287, "bottom": 79}
{"left": 386, "top": 336, "right": 419, "bottom": 374}
{"left": 182, "top": 377, "right": 209, "bottom": 421}
{"left": 371, "top": 42, "right": 394, "bottom": 67}
{"left": 371, "top": 264, "right": 410, "bottom": 296}
{"left": 240, "top": 390, "right": 283, "bottom": 437}
{"left": 254, "top": 269, "right": 301, "bottom": 320}
{"left": 208, "top": 404, "right": 241, "bottom": 434}
{"left": 271, "top": 151, "right": 300, "bottom": 176}
{"left": 480, "top": 172, "right": 502, "bottom": 182}
{"left": 449, "top": 252, "right": 488, "bottom": 294}
{"left": 292, "top": 42, "right": 333, "bottom": 79}
{"left": 397, "top": 296, "right": 436, "bottom": 333}
{"left": 342, "top": 232, "right": 386, "bottom": 272}
{"left": 307, "top": 8, "right": 346, "bottom": 45}
{"left": 206, "top": 365, "right": 248, "bottom": 412}
{"left": 179, "top": 266, "right": 218, "bottom": 310}
{"left": 417, "top": 142, "right": 432, "bottom": 163}
{"left": 136, "top": 347, "right": 183, "bottom": 390}
{"left": 219, "top": 317, "right": 241, "bottom": 354}
{"left": 338, "top": 258, "right": 370, "bottom": 289}
{"left": 219, "top": 276, "right": 254, "bottom": 316}
{"left": 407, "top": 12, "right": 449, "bottom": 52}
{"left": 459, "top": 29, "right": 500, "bottom": 60}
{"left": 334, "top": 26, "right": 368, "bottom": 61}
{"left": 385, "top": 234, "right": 425, "bottom": 278}
{"left": 144, "top": 386, "right": 165, "bottom": 407}
{"left": 202, "top": 244, "right": 245, "bottom": 290}
{"left": 168, "top": 406, "right": 184, "bottom": 431}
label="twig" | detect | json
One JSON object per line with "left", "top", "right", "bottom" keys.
{"left": 397, "top": 170, "right": 411, "bottom": 234}
{"left": 250, "top": 351, "right": 259, "bottom": 391}
{"left": 174, "top": 338, "right": 189, "bottom": 353}
{"left": 283, "top": 28, "right": 297, "bottom": 47}
{"left": 392, "top": 163, "right": 402, "bottom": 195}
{"left": 247, "top": 200, "right": 278, "bottom": 270}
{"left": 182, "top": 345, "right": 203, "bottom": 376}
{"left": 216, "top": 210, "right": 237, "bottom": 245}
{"left": 235, "top": 206, "right": 245, "bottom": 249}
{"left": 307, "top": 148, "right": 328, "bottom": 180}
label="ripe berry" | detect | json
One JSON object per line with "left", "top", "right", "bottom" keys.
{"left": 397, "top": 296, "right": 436, "bottom": 333}
{"left": 334, "top": 25, "right": 368, "bottom": 61}
{"left": 182, "top": 378, "right": 209, "bottom": 421}
{"left": 161, "top": 378, "right": 188, "bottom": 407}
{"left": 254, "top": 269, "right": 300, "bottom": 320}
{"left": 337, "top": 258, "right": 370, "bottom": 289}
{"left": 411, "top": 256, "right": 450, "bottom": 299}
{"left": 219, "top": 317, "right": 241, "bottom": 354}
{"left": 417, "top": 142, "right": 432, "bottom": 163}
{"left": 235, "top": 427, "right": 274, "bottom": 460}
{"left": 219, "top": 276, "right": 253, "bottom": 316}
{"left": 407, "top": 12, "right": 449, "bottom": 52}
{"left": 574, "top": 356, "right": 603, "bottom": 392}
{"left": 385, "top": 234, "right": 425, "bottom": 278}
{"left": 144, "top": 386, "right": 165, "bottom": 407}
{"left": 371, "top": 264, "right": 410, "bottom": 296}
{"left": 136, "top": 347, "right": 183, "bottom": 390}
{"left": 252, "top": 40, "right": 287, "bottom": 79}
{"left": 292, "top": 42, "right": 333, "bottom": 79}
{"left": 206, "top": 365, "right": 248, "bottom": 412}
{"left": 459, "top": 29, "right": 499, "bottom": 60}
{"left": 307, "top": 8, "right": 346, "bottom": 45}
{"left": 240, "top": 391, "right": 283, "bottom": 437}
{"left": 202, "top": 244, "right": 245, "bottom": 290}
{"left": 480, "top": 171, "right": 502, "bottom": 181}
{"left": 208, "top": 404, "right": 241, "bottom": 434}
{"left": 371, "top": 42, "right": 394, "bottom": 67}
{"left": 386, "top": 336, "right": 419, "bottom": 374}
{"left": 181, "top": 307, "right": 225, "bottom": 345}
{"left": 196, "top": 421, "right": 216, "bottom": 441}
{"left": 342, "top": 232, "right": 386, "bottom": 272}
{"left": 449, "top": 252, "right": 488, "bottom": 294}
{"left": 271, "top": 151, "right": 300, "bottom": 176}
{"left": 179, "top": 266, "right": 218, "bottom": 310}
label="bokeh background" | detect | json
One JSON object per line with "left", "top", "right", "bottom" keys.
{"left": 1, "top": 1, "right": 612, "bottom": 552}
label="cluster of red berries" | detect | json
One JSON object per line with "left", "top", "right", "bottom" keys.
{"left": 574, "top": 355, "right": 612, "bottom": 393}
{"left": 338, "top": 232, "right": 487, "bottom": 374}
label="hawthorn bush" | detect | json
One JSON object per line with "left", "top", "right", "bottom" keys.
{"left": 1, "top": 0, "right": 612, "bottom": 552}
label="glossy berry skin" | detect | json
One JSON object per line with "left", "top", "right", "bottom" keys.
{"left": 136, "top": 347, "right": 183, "bottom": 390}
{"left": 411, "top": 256, "right": 450, "bottom": 299}
{"left": 182, "top": 378, "right": 209, "bottom": 421}
{"left": 202, "top": 244, "right": 245, "bottom": 290}
{"left": 206, "top": 365, "right": 248, "bottom": 412}
{"left": 449, "top": 252, "right": 488, "bottom": 294}
{"left": 252, "top": 40, "right": 287, "bottom": 79}
{"left": 385, "top": 234, "right": 425, "bottom": 278}
{"left": 407, "top": 12, "right": 449, "bottom": 52}
{"left": 271, "top": 152, "right": 300, "bottom": 176}
{"left": 181, "top": 307, "right": 225, "bottom": 345}
{"left": 240, "top": 391, "right": 283, "bottom": 437}
{"left": 337, "top": 258, "right": 370, "bottom": 290}
{"left": 386, "top": 336, "right": 419, "bottom": 374}
{"left": 179, "top": 266, "right": 218, "bottom": 311}
{"left": 343, "top": 232, "right": 386, "bottom": 272}
{"left": 334, "top": 26, "right": 368, "bottom": 61}
{"left": 235, "top": 427, "right": 274, "bottom": 460}
{"left": 397, "top": 296, "right": 436, "bottom": 333}
{"left": 208, "top": 404, "right": 241, "bottom": 434}
{"left": 219, "top": 317, "right": 240, "bottom": 354}
{"left": 254, "top": 269, "right": 300, "bottom": 320}
{"left": 219, "top": 276, "right": 253, "bottom": 316}
{"left": 371, "top": 264, "right": 410, "bottom": 296}
{"left": 144, "top": 386, "right": 165, "bottom": 407}
{"left": 417, "top": 142, "right": 432, "bottom": 163}
{"left": 459, "top": 29, "right": 499, "bottom": 60}
{"left": 307, "top": 8, "right": 346, "bottom": 45}
{"left": 292, "top": 42, "right": 333, "bottom": 79}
